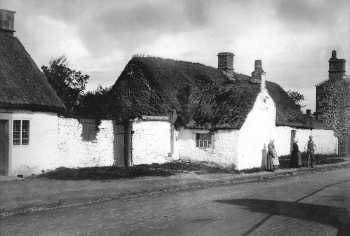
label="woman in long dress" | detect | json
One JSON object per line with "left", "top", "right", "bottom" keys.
{"left": 270, "top": 140, "right": 280, "bottom": 169}
{"left": 266, "top": 141, "right": 275, "bottom": 171}
{"left": 290, "top": 140, "right": 300, "bottom": 168}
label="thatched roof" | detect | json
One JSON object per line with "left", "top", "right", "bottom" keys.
{"left": 0, "top": 31, "right": 64, "bottom": 112}
{"left": 111, "top": 56, "right": 309, "bottom": 129}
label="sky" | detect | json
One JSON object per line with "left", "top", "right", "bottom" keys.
{"left": 1, "top": 0, "right": 349, "bottom": 111}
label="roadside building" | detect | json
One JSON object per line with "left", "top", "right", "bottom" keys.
{"left": 112, "top": 54, "right": 338, "bottom": 170}
{"left": 0, "top": 9, "right": 115, "bottom": 176}
{"left": 0, "top": 9, "right": 65, "bottom": 175}
{"left": 316, "top": 50, "right": 350, "bottom": 155}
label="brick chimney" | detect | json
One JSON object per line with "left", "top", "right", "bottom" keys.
{"left": 251, "top": 60, "right": 264, "bottom": 83}
{"left": 0, "top": 9, "right": 15, "bottom": 35}
{"left": 217, "top": 52, "right": 234, "bottom": 74}
{"left": 329, "top": 50, "right": 346, "bottom": 80}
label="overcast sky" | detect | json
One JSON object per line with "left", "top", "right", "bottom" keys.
{"left": 1, "top": 0, "right": 349, "bottom": 111}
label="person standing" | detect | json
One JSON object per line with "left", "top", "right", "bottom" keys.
{"left": 270, "top": 140, "right": 280, "bottom": 169}
{"left": 307, "top": 136, "right": 316, "bottom": 168}
{"left": 266, "top": 142, "right": 274, "bottom": 171}
{"left": 290, "top": 140, "right": 300, "bottom": 168}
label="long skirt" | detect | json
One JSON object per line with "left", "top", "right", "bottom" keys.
{"left": 297, "top": 151, "right": 302, "bottom": 166}
{"left": 290, "top": 152, "right": 298, "bottom": 168}
{"left": 266, "top": 154, "right": 274, "bottom": 171}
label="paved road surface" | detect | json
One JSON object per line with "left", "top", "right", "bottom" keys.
{"left": 1, "top": 168, "right": 350, "bottom": 236}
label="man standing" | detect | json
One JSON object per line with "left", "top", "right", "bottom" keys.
{"left": 307, "top": 136, "right": 316, "bottom": 168}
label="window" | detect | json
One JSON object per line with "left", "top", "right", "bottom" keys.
{"left": 196, "top": 133, "right": 212, "bottom": 149}
{"left": 22, "top": 120, "right": 30, "bottom": 145}
{"left": 13, "top": 120, "right": 21, "bottom": 145}
{"left": 13, "top": 120, "right": 30, "bottom": 145}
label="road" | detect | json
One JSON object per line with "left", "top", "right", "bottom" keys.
{"left": 1, "top": 168, "right": 350, "bottom": 236}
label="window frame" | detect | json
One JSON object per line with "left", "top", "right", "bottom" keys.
{"left": 12, "top": 120, "right": 30, "bottom": 145}
{"left": 195, "top": 132, "right": 212, "bottom": 149}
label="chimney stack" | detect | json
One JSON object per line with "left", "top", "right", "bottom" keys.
{"left": 251, "top": 59, "right": 264, "bottom": 83}
{"left": 0, "top": 9, "right": 15, "bottom": 35}
{"left": 329, "top": 50, "right": 346, "bottom": 80}
{"left": 217, "top": 52, "right": 234, "bottom": 74}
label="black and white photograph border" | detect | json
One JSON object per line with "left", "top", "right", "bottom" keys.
{"left": 0, "top": 0, "right": 349, "bottom": 235}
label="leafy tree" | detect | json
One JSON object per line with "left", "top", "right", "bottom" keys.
{"left": 287, "top": 90, "right": 305, "bottom": 106}
{"left": 42, "top": 56, "right": 89, "bottom": 112}
{"left": 78, "top": 85, "right": 112, "bottom": 118}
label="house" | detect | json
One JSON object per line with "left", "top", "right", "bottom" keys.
{"left": 0, "top": 8, "right": 339, "bottom": 175}
{"left": 0, "top": 9, "right": 119, "bottom": 176}
{"left": 112, "top": 53, "right": 338, "bottom": 170}
{"left": 316, "top": 50, "right": 350, "bottom": 155}
{"left": 0, "top": 9, "right": 65, "bottom": 175}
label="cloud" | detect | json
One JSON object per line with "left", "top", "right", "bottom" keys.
{"left": 0, "top": 0, "right": 349, "bottom": 110}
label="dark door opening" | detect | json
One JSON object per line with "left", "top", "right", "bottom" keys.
{"left": 290, "top": 130, "right": 296, "bottom": 154}
{"left": 0, "top": 120, "right": 9, "bottom": 175}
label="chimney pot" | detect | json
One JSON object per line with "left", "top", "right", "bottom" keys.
{"left": 0, "top": 9, "right": 15, "bottom": 35}
{"left": 217, "top": 52, "right": 234, "bottom": 74}
{"left": 329, "top": 50, "right": 346, "bottom": 80}
{"left": 332, "top": 50, "right": 337, "bottom": 58}
{"left": 251, "top": 59, "right": 264, "bottom": 83}
{"left": 255, "top": 60, "right": 262, "bottom": 70}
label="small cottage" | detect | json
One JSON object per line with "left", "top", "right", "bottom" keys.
{"left": 0, "top": 9, "right": 65, "bottom": 175}
{"left": 112, "top": 53, "right": 338, "bottom": 170}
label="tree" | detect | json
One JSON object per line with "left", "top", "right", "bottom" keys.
{"left": 78, "top": 85, "right": 112, "bottom": 118}
{"left": 42, "top": 56, "right": 89, "bottom": 112}
{"left": 287, "top": 90, "right": 305, "bottom": 106}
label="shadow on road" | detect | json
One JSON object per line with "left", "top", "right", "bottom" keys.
{"left": 216, "top": 198, "right": 349, "bottom": 236}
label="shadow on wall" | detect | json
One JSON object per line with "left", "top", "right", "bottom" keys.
{"left": 216, "top": 198, "right": 349, "bottom": 236}
{"left": 79, "top": 119, "right": 101, "bottom": 141}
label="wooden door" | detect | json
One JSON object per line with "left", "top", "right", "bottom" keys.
{"left": 0, "top": 120, "right": 9, "bottom": 175}
{"left": 290, "top": 130, "right": 296, "bottom": 153}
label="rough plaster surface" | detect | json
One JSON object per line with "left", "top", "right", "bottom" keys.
{"left": 132, "top": 120, "right": 173, "bottom": 165}
{"left": 57, "top": 118, "right": 114, "bottom": 169}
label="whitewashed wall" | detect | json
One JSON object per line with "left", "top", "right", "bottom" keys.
{"left": 176, "top": 128, "right": 239, "bottom": 167}
{"left": 274, "top": 126, "right": 338, "bottom": 156}
{"left": 132, "top": 120, "right": 173, "bottom": 165}
{"left": 56, "top": 117, "right": 114, "bottom": 168}
{"left": 236, "top": 87, "right": 276, "bottom": 170}
{"left": 0, "top": 111, "right": 60, "bottom": 176}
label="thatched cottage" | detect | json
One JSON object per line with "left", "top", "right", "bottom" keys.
{"left": 0, "top": 10, "right": 119, "bottom": 176}
{"left": 0, "top": 10, "right": 67, "bottom": 175}
{"left": 112, "top": 54, "right": 338, "bottom": 170}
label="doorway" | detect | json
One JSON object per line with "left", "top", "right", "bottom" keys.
{"left": 0, "top": 120, "right": 9, "bottom": 175}
{"left": 290, "top": 129, "right": 296, "bottom": 153}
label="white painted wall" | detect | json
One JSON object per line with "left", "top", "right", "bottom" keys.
{"left": 57, "top": 117, "right": 114, "bottom": 168}
{"left": 274, "top": 126, "right": 338, "bottom": 156}
{"left": 236, "top": 87, "right": 276, "bottom": 170}
{"left": 132, "top": 120, "right": 173, "bottom": 165}
{"left": 0, "top": 111, "right": 60, "bottom": 176}
{"left": 176, "top": 128, "right": 239, "bottom": 167}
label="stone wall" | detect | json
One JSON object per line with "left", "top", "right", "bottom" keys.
{"left": 57, "top": 117, "right": 115, "bottom": 168}
{"left": 132, "top": 120, "right": 173, "bottom": 165}
{"left": 176, "top": 128, "right": 239, "bottom": 167}
{"left": 316, "top": 78, "right": 350, "bottom": 154}
{"left": 275, "top": 126, "right": 338, "bottom": 156}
